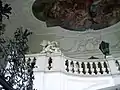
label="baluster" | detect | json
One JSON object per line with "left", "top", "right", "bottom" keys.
{"left": 89, "top": 62, "right": 93, "bottom": 75}
{"left": 115, "top": 60, "right": 120, "bottom": 66}
{"left": 76, "top": 62, "right": 80, "bottom": 74}
{"left": 65, "top": 60, "right": 69, "bottom": 72}
{"left": 101, "top": 61, "right": 106, "bottom": 74}
{"left": 118, "top": 66, "right": 120, "bottom": 71}
{"left": 115, "top": 60, "right": 120, "bottom": 71}
{"left": 92, "top": 62, "right": 97, "bottom": 74}
{"left": 70, "top": 61, "right": 74, "bottom": 73}
{"left": 32, "top": 57, "right": 37, "bottom": 68}
{"left": 48, "top": 57, "right": 52, "bottom": 70}
{"left": 103, "top": 62, "right": 109, "bottom": 74}
{"left": 98, "top": 62, "right": 103, "bottom": 74}
{"left": 87, "top": 62, "right": 92, "bottom": 74}
{"left": 81, "top": 62, "right": 86, "bottom": 74}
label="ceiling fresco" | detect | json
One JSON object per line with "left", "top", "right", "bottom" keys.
{"left": 32, "top": 0, "right": 120, "bottom": 31}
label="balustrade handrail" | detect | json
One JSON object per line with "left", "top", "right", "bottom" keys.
{"left": 63, "top": 56, "right": 107, "bottom": 62}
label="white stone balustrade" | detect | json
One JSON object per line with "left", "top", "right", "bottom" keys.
{"left": 24, "top": 53, "right": 120, "bottom": 90}
{"left": 24, "top": 53, "right": 120, "bottom": 76}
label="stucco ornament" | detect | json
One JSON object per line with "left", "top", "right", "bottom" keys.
{"left": 40, "top": 40, "right": 61, "bottom": 54}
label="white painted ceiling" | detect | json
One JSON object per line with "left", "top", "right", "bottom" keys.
{"left": 3, "top": 0, "right": 120, "bottom": 59}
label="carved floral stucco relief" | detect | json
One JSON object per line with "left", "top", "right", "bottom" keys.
{"left": 6, "top": 0, "right": 120, "bottom": 59}
{"left": 59, "top": 32, "right": 101, "bottom": 52}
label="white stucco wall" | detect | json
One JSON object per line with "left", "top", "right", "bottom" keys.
{"left": 24, "top": 53, "right": 120, "bottom": 90}
{"left": 33, "top": 72, "right": 114, "bottom": 90}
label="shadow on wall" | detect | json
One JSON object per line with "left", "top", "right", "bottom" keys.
{"left": 98, "top": 84, "right": 120, "bottom": 90}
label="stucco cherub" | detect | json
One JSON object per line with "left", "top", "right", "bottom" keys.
{"left": 40, "top": 40, "right": 61, "bottom": 54}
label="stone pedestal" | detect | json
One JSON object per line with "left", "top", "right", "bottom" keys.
{"left": 106, "top": 55, "right": 118, "bottom": 74}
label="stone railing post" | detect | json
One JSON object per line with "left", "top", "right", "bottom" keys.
{"left": 106, "top": 55, "right": 118, "bottom": 75}
{"left": 45, "top": 52, "right": 64, "bottom": 72}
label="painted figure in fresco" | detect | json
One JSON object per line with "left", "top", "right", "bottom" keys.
{"left": 32, "top": 0, "right": 120, "bottom": 31}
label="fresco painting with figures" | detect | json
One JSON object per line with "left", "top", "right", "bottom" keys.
{"left": 32, "top": 0, "right": 120, "bottom": 31}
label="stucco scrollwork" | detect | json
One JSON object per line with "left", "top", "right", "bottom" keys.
{"left": 73, "top": 35, "right": 101, "bottom": 53}
{"left": 58, "top": 33, "right": 102, "bottom": 59}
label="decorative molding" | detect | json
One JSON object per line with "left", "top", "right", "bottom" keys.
{"left": 59, "top": 32, "right": 103, "bottom": 59}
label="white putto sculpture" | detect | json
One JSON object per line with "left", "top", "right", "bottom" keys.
{"left": 40, "top": 40, "right": 61, "bottom": 54}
